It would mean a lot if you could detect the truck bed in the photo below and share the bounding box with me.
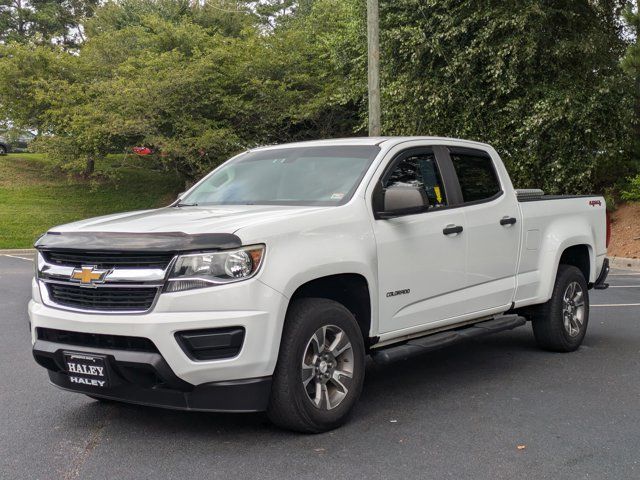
[514,193,607,308]
[515,189,603,203]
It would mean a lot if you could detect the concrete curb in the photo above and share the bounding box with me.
[610,256,640,271]
[0,249,36,255]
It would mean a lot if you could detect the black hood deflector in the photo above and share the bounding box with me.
[34,231,242,252]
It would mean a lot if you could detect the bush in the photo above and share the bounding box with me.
[622,174,640,201]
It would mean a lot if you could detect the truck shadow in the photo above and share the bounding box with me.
[67,326,608,439]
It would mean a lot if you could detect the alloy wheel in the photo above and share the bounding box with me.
[301,325,354,410]
[563,281,585,337]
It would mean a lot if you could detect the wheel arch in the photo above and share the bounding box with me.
[285,273,374,349]
[543,241,595,302]
[535,213,596,300]
[558,244,592,286]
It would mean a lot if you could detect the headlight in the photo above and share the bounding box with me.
[165,245,265,292]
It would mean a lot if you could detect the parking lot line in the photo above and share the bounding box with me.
[608,285,640,288]
[2,254,34,261]
[592,303,640,307]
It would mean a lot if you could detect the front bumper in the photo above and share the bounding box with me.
[29,277,288,410]
[33,339,271,412]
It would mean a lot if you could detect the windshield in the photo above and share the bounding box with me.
[182,145,380,206]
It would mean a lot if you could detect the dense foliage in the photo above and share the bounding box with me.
[622,173,640,199]
[622,0,640,198]
[0,0,639,195]
[0,0,99,47]
[378,0,634,194]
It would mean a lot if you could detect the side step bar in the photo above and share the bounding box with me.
[370,315,527,364]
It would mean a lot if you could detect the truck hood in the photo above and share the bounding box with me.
[50,205,326,236]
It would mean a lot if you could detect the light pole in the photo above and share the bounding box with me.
[367,0,381,136]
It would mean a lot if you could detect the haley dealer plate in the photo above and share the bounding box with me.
[63,352,110,388]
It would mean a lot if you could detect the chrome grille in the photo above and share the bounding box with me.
[37,249,171,313]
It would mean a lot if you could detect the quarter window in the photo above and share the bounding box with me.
[450,152,501,203]
[384,152,447,209]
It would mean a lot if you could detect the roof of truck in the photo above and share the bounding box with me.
[250,136,491,151]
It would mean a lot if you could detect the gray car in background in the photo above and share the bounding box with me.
[0,131,35,154]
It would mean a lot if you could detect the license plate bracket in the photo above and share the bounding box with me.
[63,351,110,388]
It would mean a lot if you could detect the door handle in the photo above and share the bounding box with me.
[500,217,517,226]
[443,225,463,235]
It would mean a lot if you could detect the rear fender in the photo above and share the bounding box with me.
[517,216,595,306]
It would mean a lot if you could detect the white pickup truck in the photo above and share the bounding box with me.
[30,137,610,432]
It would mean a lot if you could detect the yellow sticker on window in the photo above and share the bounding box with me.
[434,185,442,203]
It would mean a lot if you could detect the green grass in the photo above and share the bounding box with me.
[0,153,184,249]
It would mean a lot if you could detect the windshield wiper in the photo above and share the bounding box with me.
[175,202,198,207]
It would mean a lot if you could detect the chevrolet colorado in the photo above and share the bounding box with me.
[29,137,610,432]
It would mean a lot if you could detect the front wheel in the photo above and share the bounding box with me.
[531,265,589,352]
[267,298,365,433]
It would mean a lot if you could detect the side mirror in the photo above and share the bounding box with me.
[379,186,429,219]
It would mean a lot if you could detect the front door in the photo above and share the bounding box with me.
[371,147,468,335]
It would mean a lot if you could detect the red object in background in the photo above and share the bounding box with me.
[133,146,153,156]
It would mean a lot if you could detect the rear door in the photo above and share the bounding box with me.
[447,147,521,313]
[371,146,469,334]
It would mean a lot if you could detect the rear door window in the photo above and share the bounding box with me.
[450,151,501,203]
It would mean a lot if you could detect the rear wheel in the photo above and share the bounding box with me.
[267,298,365,433]
[0,145,6,155]
[530,265,589,352]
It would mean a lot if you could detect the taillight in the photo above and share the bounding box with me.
[605,210,611,249]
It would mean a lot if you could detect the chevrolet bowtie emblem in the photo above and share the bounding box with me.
[70,266,109,286]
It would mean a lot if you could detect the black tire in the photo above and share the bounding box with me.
[267,298,366,433]
[0,145,7,155]
[530,265,589,352]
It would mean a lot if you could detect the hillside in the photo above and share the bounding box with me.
[609,202,640,260]
[0,154,184,249]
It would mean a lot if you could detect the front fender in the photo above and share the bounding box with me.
[236,202,380,337]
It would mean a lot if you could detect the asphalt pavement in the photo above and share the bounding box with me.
[1,253,639,480]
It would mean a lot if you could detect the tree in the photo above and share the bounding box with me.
[377,0,633,194]
[1,0,635,193]
[623,1,640,152]
[31,0,364,178]
[0,0,99,47]
[621,0,640,198]
[0,42,76,131]
[0,0,32,43]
